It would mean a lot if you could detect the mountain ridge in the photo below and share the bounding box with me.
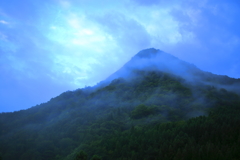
[0,48,240,160]
[106,48,240,89]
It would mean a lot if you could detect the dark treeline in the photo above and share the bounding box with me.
[0,49,240,160]
[81,101,240,160]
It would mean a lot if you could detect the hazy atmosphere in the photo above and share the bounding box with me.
[1,0,240,112]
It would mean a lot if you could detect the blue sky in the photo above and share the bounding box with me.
[0,0,239,112]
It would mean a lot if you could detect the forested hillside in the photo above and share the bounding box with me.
[0,48,240,160]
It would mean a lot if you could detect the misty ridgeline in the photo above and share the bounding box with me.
[0,48,240,160]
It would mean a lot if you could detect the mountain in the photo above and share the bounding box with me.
[107,48,199,81]
[0,48,240,160]
[104,48,240,91]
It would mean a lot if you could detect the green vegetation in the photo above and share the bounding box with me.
[75,150,88,160]
[81,101,240,160]
[0,69,240,160]
[130,104,158,119]
[90,155,102,160]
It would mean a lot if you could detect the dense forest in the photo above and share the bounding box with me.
[0,48,240,160]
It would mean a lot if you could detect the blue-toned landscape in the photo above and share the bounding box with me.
[1,48,240,159]
[0,0,240,160]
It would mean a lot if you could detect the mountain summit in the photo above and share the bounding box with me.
[107,48,199,82]
[106,48,240,89]
[134,48,160,58]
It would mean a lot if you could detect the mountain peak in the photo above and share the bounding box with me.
[105,48,198,82]
[134,48,161,59]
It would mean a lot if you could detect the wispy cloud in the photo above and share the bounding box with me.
[0,20,9,24]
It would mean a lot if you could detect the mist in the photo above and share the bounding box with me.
[1,48,240,159]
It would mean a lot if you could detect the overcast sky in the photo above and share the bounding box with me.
[0,0,239,112]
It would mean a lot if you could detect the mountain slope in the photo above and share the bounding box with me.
[106,48,199,81]
[105,48,240,94]
[0,48,240,160]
